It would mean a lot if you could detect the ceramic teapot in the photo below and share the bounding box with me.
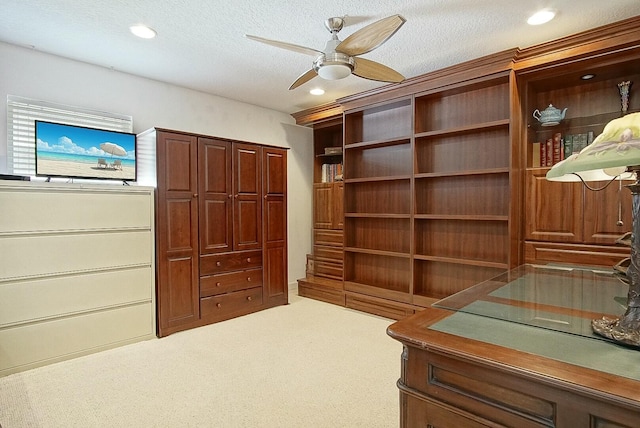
[532,104,568,126]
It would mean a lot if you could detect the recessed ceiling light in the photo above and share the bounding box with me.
[527,9,556,26]
[310,88,325,96]
[130,24,157,39]
[581,74,595,80]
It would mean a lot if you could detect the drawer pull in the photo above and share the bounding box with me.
[247,277,251,282]
[216,303,222,308]
[246,257,251,262]
[216,282,221,287]
[247,296,252,301]
[216,261,222,267]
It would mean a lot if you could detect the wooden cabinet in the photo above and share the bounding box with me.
[518,38,640,266]
[198,138,261,255]
[138,128,288,337]
[298,118,346,305]
[313,182,343,230]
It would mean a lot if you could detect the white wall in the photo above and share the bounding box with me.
[0,41,314,286]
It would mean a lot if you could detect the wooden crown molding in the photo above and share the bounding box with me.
[514,15,640,70]
[290,102,343,126]
[337,48,518,112]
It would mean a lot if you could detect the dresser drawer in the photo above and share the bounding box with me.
[200,250,262,275]
[315,260,343,279]
[200,287,263,318]
[405,348,555,428]
[200,269,263,297]
[401,393,495,428]
[314,245,343,264]
[314,229,343,247]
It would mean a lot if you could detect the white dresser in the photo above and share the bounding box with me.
[0,181,156,376]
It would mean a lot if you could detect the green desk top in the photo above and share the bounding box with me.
[431,264,640,380]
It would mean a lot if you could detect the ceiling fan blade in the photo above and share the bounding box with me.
[245,34,323,57]
[289,69,318,90]
[353,57,405,83]
[336,14,406,56]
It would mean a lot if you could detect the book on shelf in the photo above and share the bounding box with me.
[545,138,553,167]
[552,133,562,165]
[538,140,546,167]
[533,131,596,168]
[321,163,343,183]
[563,134,573,159]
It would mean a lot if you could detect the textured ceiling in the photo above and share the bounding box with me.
[1,1,638,115]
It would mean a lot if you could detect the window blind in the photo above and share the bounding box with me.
[6,95,133,176]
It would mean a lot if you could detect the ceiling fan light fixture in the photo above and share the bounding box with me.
[318,64,351,80]
[313,53,355,80]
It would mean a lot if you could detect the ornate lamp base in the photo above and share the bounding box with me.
[592,177,640,348]
[592,310,640,347]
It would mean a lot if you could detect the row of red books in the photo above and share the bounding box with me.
[533,131,594,167]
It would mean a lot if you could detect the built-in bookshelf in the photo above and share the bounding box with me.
[521,46,640,263]
[413,75,512,303]
[343,98,413,308]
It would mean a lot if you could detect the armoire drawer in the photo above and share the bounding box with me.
[200,268,263,298]
[314,229,343,247]
[200,250,262,275]
[200,287,263,318]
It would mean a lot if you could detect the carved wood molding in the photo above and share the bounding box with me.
[290,102,343,126]
[514,15,640,71]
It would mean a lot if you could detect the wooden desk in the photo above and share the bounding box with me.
[387,265,640,427]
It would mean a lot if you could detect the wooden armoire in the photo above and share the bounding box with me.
[137,128,288,337]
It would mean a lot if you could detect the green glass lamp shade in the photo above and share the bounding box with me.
[546,112,640,181]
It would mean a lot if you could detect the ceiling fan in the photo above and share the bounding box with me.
[246,14,406,90]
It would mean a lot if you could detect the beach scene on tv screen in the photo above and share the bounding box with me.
[36,122,135,180]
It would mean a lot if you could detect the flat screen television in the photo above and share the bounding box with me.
[35,120,136,182]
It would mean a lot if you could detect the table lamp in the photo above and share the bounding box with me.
[547,112,640,347]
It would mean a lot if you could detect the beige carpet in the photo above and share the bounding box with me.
[0,292,402,427]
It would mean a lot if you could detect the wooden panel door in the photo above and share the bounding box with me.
[583,178,632,245]
[233,143,262,251]
[263,147,288,306]
[198,138,233,254]
[313,183,334,229]
[314,182,343,229]
[525,169,583,243]
[155,131,200,336]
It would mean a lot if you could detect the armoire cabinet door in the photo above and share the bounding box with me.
[156,131,200,336]
[233,143,262,251]
[199,138,233,254]
[263,147,288,306]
